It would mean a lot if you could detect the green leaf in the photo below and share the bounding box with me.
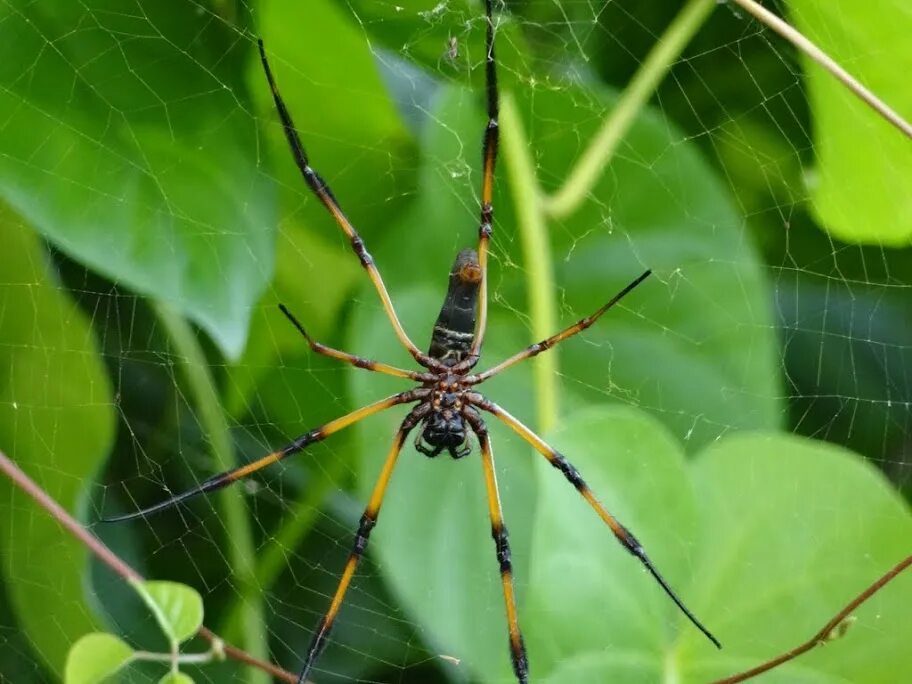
[524,84,783,449]
[0,2,276,358]
[788,0,912,245]
[524,406,912,682]
[133,580,204,646]
[0,209,115,674]
[64,633,134,684]
[158,673,194,684]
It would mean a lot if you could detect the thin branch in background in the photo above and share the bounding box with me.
[546,0,911,221]
[545,0,716,219]
[711,553,912,683]
[0,449,299,684]
[153,300,270,678]
[729,0,912,139]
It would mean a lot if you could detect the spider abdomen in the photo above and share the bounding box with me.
[428,249,481,365]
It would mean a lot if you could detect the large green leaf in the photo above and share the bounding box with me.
[0,209,115,674]
[788,0,912,245]
[0,2,275,358]
[525,406,912,682]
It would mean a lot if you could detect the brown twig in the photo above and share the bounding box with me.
[0,449,298,684]
[729,0,912,139]
[712,553,912,683]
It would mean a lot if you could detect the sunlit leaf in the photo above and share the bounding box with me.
[133,580,204,646]
[525,406,912,682]
[64,633,134,684]
[788,0,912,245]
[0,209,115,674]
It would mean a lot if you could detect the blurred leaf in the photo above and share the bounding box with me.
[158,672,194,684]
[0,2,275,358]
[526,82,782,450]
[776,272,912,467]
[0,209,115,673]
[64,633,134,684]
[525,406,912,682]
[133,580,204,646]
[788,0,912,245]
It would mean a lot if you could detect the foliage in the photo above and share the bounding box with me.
[0,0,909,683]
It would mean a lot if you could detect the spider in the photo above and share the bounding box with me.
[105,2,720,681]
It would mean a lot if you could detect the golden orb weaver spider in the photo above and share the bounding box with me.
[104,1,721,681]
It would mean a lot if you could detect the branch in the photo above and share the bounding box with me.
[153,301,270,678]
[729,0,912,139]
[0,448,299,684]
[544,0,716,219]
[711,553,912,683]
[500,92,560,432]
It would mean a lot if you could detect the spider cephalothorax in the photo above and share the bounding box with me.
[105,3,720,683]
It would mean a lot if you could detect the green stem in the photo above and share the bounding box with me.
[500,93,559,433]
[545,0,716,220]
[221,451,348,636]
[153,302,269,684]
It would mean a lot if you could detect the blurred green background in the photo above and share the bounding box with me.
[1,0,910,682]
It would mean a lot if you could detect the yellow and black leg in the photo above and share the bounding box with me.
[258,41,436,367]
[468,270,652,383]
[297,408,425,683]
[279,304,433,382]
[103,391,423,522]
[467,0,501,362]
[467,413,529,683]
[473,397,721,650]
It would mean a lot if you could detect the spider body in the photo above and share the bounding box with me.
[413,248,482,458]
[105,3,720,682]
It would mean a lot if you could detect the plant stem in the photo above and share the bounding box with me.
[222,452,348,636]
[545,0,716,220]
[153,302,270,684]
[729,0,912,139]
[0,448,297,683]
[711,553,912,683]
[499,93,559,433]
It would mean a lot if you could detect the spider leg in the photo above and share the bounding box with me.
[465,410,529,683]
[297,406,426,683]
[279,304,435,382]
[258,40,438,368]
[467,0,500,363]
[471,397,721,650]
[102,391,425,523]
[467,270,651,383]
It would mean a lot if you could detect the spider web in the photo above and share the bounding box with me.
[0,1,910,683]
